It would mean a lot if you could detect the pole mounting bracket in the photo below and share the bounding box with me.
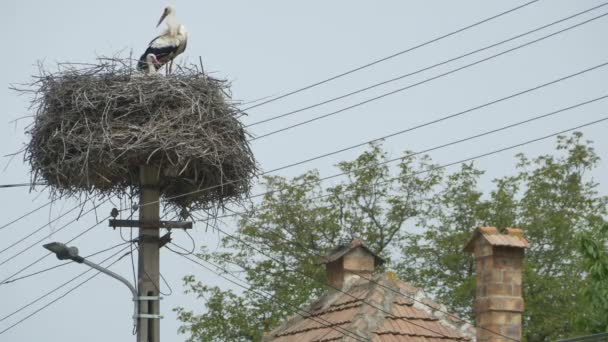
[135,296,163,301]
[135,314,164,319]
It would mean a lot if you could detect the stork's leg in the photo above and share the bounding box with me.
[169,60,174,74]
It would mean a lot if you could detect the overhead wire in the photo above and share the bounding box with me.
[190,218,511,340]
[0,204,81,257]
[251,10,608,141]
[0,239,136,286]
[241,0,542,111]
[168,242,372,342]
[245,1,608,128]
[0,246,132,336]
[0,199,54,231]
[178,92,608,223]
[0,183,44,189]
[2,5,602,222]
[191,115,608,226]
[0,197,113,268]
[0,213,113,285]
[171,240,469,341]
[7,3,608,232]
[258,83,608,176]
[118,59,608,217]
[0,244,132,324]
[183,116,608,341]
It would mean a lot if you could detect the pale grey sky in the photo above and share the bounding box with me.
[1,0,608,341]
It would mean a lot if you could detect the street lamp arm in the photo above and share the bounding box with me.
[81,258,139,332]
[82,259,138,299]
[43,242,139,332]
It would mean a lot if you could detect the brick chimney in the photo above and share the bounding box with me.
[464,227,529,342]
[321,240,384,290]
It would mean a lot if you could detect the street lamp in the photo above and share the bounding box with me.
[43,242,139,331]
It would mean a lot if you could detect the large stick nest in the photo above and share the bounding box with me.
[21,58,257,211]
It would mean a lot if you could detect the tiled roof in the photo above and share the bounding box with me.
[265,274,475,341]
[464,227,528,252]
[321,240,385,266]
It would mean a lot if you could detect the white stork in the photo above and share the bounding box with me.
[145,53,160,75]
[137,6,188,74]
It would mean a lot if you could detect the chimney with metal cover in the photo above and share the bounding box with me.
[321,240,384,291]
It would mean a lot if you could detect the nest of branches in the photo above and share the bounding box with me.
[21,57,257,211]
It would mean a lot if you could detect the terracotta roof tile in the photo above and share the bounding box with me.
[394,295,415,306]
[265,274,474,342]
[391,303,436,320]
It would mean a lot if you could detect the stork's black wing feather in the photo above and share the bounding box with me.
[137,35,179,71]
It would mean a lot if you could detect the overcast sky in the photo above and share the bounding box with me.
[2,0,608,341]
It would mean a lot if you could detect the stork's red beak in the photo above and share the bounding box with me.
[157,8,169,27]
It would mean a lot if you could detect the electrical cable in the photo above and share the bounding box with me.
[183,116,608,340]
[0,205,80,256]
[0,198,112,268]
[241,0,542,111]
[246,1,608,128]
[194,219,516,341]
[0,247,132,336]
[0,214,112,285]
[191,115,608,226]
[0,183,45,189]
[252,11,608,141]
[168,243,371,342]
[2,4,601,242]
[0,200,54,231]
[136,245,173,297]
[191,214,516,342]
[0,239,136,286]
[119,59,608,217]
[260,91,608,176]
[0,244,132,323]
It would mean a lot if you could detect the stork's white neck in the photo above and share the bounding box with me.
[165,13,179,34]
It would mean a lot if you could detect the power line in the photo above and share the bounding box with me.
[11,10,605,231]
[0,205,80,257]
[245,2,608,128]
[251,11,608,141]
[123,59,608,216]
[209,101,608,221]
[193,217,509,341]
[0,244,132,324]
[168,243,373,342]
[185,116,608,341]
[0,214,112,285]
[260,90,608,177]
[241,0,542,111]
[0,183,45,189]
[0,198,112,268]
[3,3,601,239]
[192,115,608,226]
[0,200,54,231]
[0,246,132,336]
[0,240,135,286]
[173,227,485,342]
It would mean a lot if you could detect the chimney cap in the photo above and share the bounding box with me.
[464,226,529,252]
[321,240,385,266]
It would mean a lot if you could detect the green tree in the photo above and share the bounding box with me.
[398,132,607,341]
[175,143,442,341]
[577,223,608,332]
[175,133,607,341]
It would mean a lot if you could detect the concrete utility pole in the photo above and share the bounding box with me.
[138,165,161,342]
[106,166,192,341]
